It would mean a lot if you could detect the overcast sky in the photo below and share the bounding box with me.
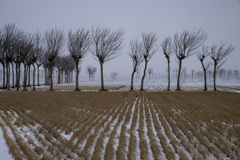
[1,0,239,78]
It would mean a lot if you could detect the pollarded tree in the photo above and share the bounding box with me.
[174,29,207,90]
[208,43,234,91]
[140,32,158,91]
[197,46,211,91]
[161,37,173,91]
[1,24,18,90]
[91,27,124,91]
[68,28,90,91]
[20,34,34,91]
[44,28,65,91]
[31,31,43,90]
[128,38,144,91]
[14,30,29,90]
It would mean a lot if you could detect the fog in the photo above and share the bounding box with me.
[1,0,239,79]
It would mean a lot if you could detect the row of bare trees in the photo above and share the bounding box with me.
[0,24,124,91]
[0,24,235,91]
[128,29,234,91]
[0,24,44,91]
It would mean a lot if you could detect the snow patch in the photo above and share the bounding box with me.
[0,125,14,160]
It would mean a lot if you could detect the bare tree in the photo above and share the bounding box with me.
[68,28,90,91]
[197,46,211,91]
[161,36,173,91]
[128,38,144,91]
[1,24,18,90]
[30,31,43,91]
[20,34,34,91]
[208,43,234,91]
[55,56,64,84]
[111,72,118,80]
[91,27,124,91]
[174,29,207,90]
[44,28,65,91]
[140,32,158,91]
[147,68,153,81]
[86,66,94,81]
[61,55,75,83]
[92,67,97,81]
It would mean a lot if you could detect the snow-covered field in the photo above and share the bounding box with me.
[0,91,239,159]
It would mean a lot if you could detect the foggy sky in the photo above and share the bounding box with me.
[1,0,240,78]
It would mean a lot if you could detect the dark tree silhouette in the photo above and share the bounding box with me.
[68,28,90,91]
[44,28,65,91]
[174,29,207,90]
[208,43,234,91]
[1,24,18,90]
[31,31,43,91]
[20,34,34,91]
[140,32,158,91]
[128,38,144,91]
[91,27,124,91]
[197,46,211,91]
[161,37,173,91]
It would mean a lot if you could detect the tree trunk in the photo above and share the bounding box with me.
[167,59,170,91]
[15,62,18,88]
[61,71,63,84]
[33,64,36,91]
[176,59,182,90]
[140,59,148,91]
[130,70,136,91]
[213,61,217,91]
[15,62,19,90]
[44,67,47,85]
[18,63,21,89]
[2,65,5,89]
[75,60,79,91]
[23,64,27,91]
[28,65,31,87]
[204,69,207,91]
[7,62,10,90]
[49,64,53,91]
[100,62,105,91]
[11,62,14,88]
[200,60,207,91]
[57,69,61,84]
[37,65,40,86]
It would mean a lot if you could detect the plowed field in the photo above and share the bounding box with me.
[0,91,239,160]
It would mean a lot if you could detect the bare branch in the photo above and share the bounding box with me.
[44,27,65,63]
[142,31,158,61]
[68,28,90,62]
[174,28,207,60]
[161,36,173,59]
[91,27,124,63]
[128,38,144,70]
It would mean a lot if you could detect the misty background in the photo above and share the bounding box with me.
[0,0,240,83]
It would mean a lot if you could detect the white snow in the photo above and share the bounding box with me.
[60,131,73,140]
[0,126,14,160]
